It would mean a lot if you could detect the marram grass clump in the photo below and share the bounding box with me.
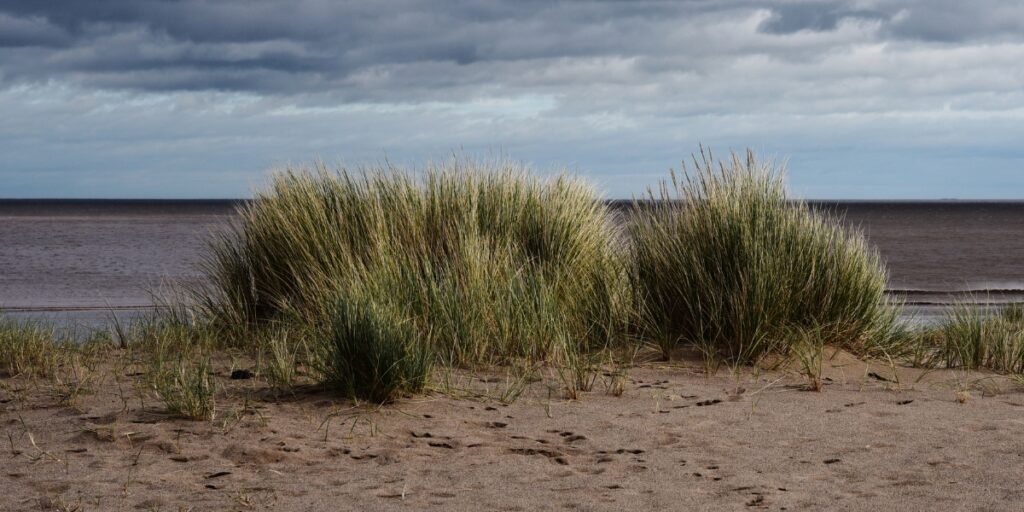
[920,303,1024,374]
[629,148,902,364]
[186,149,909,401]
[198,158,631,401]
[0,150,926,409]
[317,289,432,403]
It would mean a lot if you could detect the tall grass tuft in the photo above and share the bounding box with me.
[630,148,901,364]
[0,316,62,378]
[149,356,217,420]
[197,158,630,400]
[316,289,431,403]
[926,303,1024,374]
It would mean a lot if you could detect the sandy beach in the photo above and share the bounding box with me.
[5,2,1024,511]
[4,350,1023,511]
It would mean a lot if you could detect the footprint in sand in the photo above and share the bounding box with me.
[552,431,587,443]
[696,399,722,407]
[222,443,296,465]
[614,448,644,455]
[657,432,682,446]
[507,447,569,465]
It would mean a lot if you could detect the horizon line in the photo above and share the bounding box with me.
[3,197,1024,203]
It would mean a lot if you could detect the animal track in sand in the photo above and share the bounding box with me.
[507,447,569,465]
[657,432,682,446]
[82,412,119,425]
[745,494,766,507]
[222,443,296,465]
[827,401,869,413]
[326,447,351,457]
[696,399,722,406]
[636,379,671,389]
[350,449,400,465]
[169,453,208,463]
[546,430,587,443]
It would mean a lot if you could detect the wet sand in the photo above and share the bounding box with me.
[3,351,1023,511]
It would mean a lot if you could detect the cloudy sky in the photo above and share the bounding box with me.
[1,0,1022,198]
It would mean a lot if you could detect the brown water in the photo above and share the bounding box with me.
[814,201,1024,297]
[2,200,1023,325]
[0,200,235,325]
[817,202,1024,322]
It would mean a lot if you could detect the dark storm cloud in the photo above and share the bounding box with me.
[1,0,1022,96]
[0,12,70,47]
[758,0,1024,41]
[757,3,887,34]
[0,0,700,97]
[884,1,1024,42]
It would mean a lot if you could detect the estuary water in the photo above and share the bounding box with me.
[2,199,1022,326]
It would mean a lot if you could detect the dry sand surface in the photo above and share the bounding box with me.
[3,351,1024,511]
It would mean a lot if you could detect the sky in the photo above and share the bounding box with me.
[1,0,1022,199]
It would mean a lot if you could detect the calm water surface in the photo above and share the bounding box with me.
[0,200,235,325]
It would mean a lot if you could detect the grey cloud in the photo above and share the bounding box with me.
[757,0,1024,41]
[757,3,887,34]
[884,0,1024,42]
[2,0,1023,98]
[0,13,70,47]
[1,1,1024,199]
[0,1,782,95]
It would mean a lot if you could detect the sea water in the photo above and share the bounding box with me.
[2,199,1022,327]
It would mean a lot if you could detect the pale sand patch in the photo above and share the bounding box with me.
[2,353,1023,511]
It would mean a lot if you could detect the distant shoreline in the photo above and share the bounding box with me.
[4,197,1024,218]
[5,289,1024,313]
[5,198,1024,203]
